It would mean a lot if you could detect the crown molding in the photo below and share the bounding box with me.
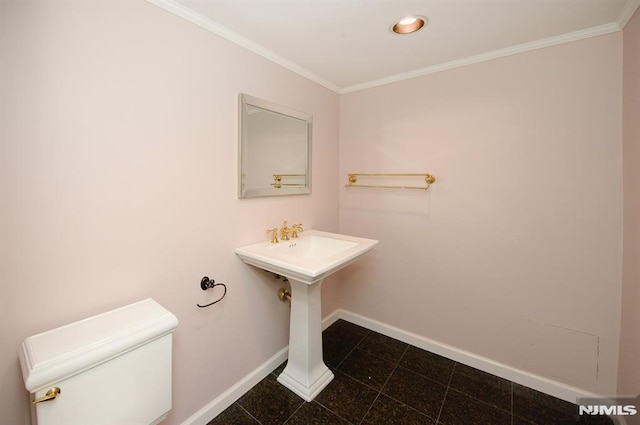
[147,0,625,95]
[145,0,341,93]
[617,0,640,28]
[340,22,621,93]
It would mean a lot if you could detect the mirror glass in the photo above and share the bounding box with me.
[238,93,312,198]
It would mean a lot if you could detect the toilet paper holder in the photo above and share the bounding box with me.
[197,276,227,308]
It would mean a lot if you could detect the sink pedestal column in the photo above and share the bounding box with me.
[277,278,333,401]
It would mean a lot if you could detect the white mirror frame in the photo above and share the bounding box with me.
[238,93,312,198]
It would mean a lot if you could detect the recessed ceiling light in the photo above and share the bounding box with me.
[392,15,427,34]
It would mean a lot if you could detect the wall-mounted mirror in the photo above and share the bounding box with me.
[238,93,312,198]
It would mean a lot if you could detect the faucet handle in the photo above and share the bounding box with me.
[267,228,278,243]
[291,223,303,238]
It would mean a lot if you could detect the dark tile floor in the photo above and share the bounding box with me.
[208,320,613,425]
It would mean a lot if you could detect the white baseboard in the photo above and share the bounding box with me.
[179,346,288,425]
[321,308,342,330]
[338,309,603,404]
[182,308,599,424]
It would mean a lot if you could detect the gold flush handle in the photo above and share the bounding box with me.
[33,387,61,404]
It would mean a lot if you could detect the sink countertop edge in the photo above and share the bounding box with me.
[235,230,379,285]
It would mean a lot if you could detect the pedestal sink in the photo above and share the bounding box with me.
[235,230,378,401]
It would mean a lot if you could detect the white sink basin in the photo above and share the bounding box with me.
[235,230,378,284]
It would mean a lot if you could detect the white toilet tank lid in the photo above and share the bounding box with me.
[19,298,178,392]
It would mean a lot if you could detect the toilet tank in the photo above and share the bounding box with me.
[19,298,179,425]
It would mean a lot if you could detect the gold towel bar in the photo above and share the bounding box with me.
[345,173,436,190]
[272,174,306,189]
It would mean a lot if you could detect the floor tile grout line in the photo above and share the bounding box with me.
[393,363,454,389]
[443,385,514,418]
[435,361,458,424]
[312,399,359,425]
[281,397,306,425]
[333,329,370,371]
[235,402,263,425]
[338,364,450,421]
[445,384,515,415]
[357,391,382,425]
[395,348,458,387]
[391,342,410,368]
[511,381,514,425]
[438,362,516,416]
[378,392,441,423]
[335,367,386,395]
[356,344,411,425]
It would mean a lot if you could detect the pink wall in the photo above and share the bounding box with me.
[0,1,339,424]
[339,33,623,395]
[619,7,640,395]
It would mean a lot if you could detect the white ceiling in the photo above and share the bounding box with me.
[148,0,639,93]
